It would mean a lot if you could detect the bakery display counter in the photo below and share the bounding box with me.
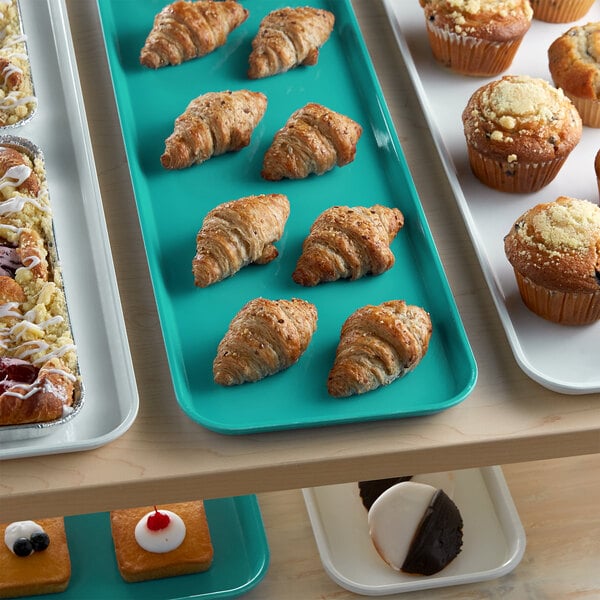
[1,0,600,524]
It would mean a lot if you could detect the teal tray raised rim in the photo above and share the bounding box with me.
[96,0,477,434]
[21,495,269,600]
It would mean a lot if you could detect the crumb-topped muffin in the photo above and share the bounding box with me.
[418,0,533,76]
[530,0,595,23]
[462,75,582,192]
[504,196,600,325]
[548,22,600,128]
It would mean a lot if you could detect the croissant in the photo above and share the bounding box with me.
[327,301,432,398]
[140,0,249,69]
[261,103,362,180]
[193,193,290,287]
[213,297,318,385]
[248,7,335,79]
[0,357,76,425]
[292,205,404,287]
[161,90,267,169]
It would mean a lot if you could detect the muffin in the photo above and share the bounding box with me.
[504,196,600,325]
[530,0,595,23]
[418,0,533,77]
[462,75,583,193]
[548,22,600,127]
[595,149,600,200]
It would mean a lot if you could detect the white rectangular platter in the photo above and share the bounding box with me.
[381,0,600,394]
[0,0,138,459]
[303,467,525,595]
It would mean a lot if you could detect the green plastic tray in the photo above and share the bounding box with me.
[96,0,477,433]
[22,496,268,599]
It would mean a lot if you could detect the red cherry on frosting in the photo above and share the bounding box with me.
[146,507,170,531]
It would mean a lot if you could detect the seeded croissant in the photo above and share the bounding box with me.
[248,7,335,79]
[193,193,290,287]
[140,0,249,69]
[292,205,404,287]
[213,297,318,385]
[162,90,267,169]
[327,301,432,398]
[262,103,362,180]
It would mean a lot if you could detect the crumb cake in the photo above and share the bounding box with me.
[0,140,81,426]
[462,75,582,193]
[418,0,532,76]
[504,196,600,325]
[0,518,71,598]
[548,22,600,128]
[530,0,595,23]
[110,501,214,583]
[0,0,36,127]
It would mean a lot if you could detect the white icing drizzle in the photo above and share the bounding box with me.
[4,521,43,554]
[14,339,76,365]
[0,300,20,319]
[134,510,187,554]
[0,164,31,189]
[0,194,49,215]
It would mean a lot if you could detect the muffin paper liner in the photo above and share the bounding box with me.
[565,94,600,129]
[532,0,595,23]
[425,22,523,77]
[514,269,600,325]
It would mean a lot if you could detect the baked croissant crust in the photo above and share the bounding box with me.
[261,103,362,180]
[193,193,290,287]
[327,301,432,398]
[213,297,318,385]
[140,0,249,69]
[0,357,76,425]
[0,146,40,197]
[162,90,267,169]
[292,205,404,287]
[248,7,335,79]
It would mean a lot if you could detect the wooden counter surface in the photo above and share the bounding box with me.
[0,0,599,521]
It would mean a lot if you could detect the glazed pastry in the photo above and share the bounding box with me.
[140,0,249,69]
[110,501,213,583]
[213,297,318,386]
[192,193,290,287]
[327,300,432,397]
[292,205,404,287]
[261,103,362,180]
[161,90,267,169]
[0,518,71,598]
[0,141,80,427]
[248,7,335,79]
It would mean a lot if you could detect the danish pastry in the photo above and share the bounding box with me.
[140,0,249,69]
[193,193,290,287]
[248,7,335,79]
[0,141,80,427]
[161,90,267,169]
[261,103,362,180]
[213,297,318,385]
[292,205,404,286]
[327,301,432,397]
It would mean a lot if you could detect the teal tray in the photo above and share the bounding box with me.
[96,0,477,433]
[23,496,268,599]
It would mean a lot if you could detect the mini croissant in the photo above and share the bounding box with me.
[140,0,249,69]
[193,193,290,287]
[292,205,404,287]
[327,301,432,398]
[262,103,362,180]
[213,297,318,385]
[162,90,267,169]
[248,7,335,79]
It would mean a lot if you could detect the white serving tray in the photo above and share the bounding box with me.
[303,467,525,595]
[381,0,600,394]
[0,0,138,458]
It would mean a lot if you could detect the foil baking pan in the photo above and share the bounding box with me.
[0,135,83,442]
[0,0,37,129]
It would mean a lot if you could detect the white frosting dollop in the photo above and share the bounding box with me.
[134,510,186,553]
[4,520,43,554]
